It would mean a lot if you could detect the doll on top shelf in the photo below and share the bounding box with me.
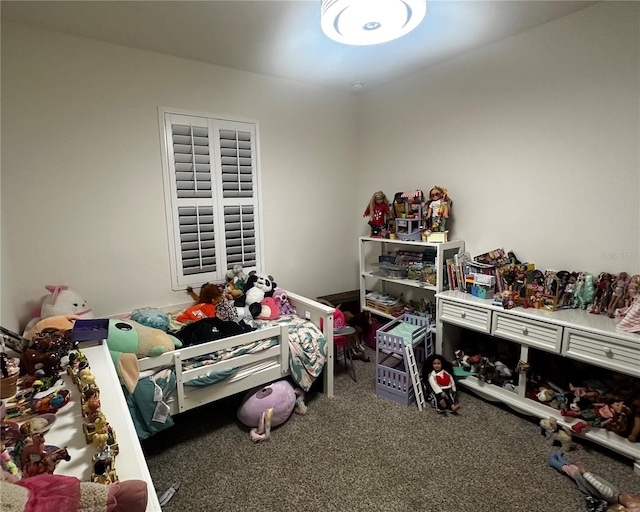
[608,272,629,318]
[363,191,391,237]
[424,186,452,233]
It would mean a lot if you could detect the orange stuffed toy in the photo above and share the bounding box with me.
[178,283,223,323]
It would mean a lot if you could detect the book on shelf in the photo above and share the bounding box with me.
[445,257,457,291]
[453,251,472,292]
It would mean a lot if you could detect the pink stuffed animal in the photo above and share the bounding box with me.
[273,289,295,315]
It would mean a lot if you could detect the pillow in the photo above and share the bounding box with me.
[131,307,170,332]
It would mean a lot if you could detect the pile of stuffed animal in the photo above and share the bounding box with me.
[176,267,295,323]
[530,378,640,442]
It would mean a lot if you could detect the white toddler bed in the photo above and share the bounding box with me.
[133,291,335,419]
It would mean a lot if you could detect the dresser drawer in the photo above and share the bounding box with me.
[563,328,640,377]
[439,300,491,333]
[492,312,562,353]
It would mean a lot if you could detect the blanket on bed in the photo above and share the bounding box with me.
[256,314,327,392]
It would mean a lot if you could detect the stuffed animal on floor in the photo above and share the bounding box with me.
[106,319,182,393]
[2,472,148,512]
[237,380,307,442]
[540,417,572,452]
[244,271,277,319]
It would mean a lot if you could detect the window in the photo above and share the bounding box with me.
[159,108,263,289]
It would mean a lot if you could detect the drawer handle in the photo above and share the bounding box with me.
[522,327,528,335]
[460,312,466,319]
[604,346,613,356]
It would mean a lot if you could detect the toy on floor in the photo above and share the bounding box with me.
[237,380,307,442]
[423,354,459,413]
[548,450,640,512]
[2,472,148,512]
[539,417,572,452]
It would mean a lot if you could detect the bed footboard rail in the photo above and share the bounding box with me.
[286,290,335,398]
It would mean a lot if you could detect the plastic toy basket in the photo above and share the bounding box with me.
[375,313,433,406]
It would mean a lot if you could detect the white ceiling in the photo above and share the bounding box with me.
[1,0,599,93]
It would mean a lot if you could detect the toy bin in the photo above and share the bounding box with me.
[375,313,434,406]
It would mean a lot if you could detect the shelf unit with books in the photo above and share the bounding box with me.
[359,236,465,321]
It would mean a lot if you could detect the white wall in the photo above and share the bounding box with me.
[2,2,639,332]
[1,23,359,331]
[358,2,640,276]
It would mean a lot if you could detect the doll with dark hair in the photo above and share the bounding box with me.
[423,354,459,413]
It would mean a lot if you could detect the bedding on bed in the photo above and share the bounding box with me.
[255,314,327,392]
[125,312,327,438]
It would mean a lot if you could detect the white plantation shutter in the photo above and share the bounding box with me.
[160,109,263,289]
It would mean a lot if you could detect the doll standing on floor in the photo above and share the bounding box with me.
[363,191,390,237]
[424,354,460,413]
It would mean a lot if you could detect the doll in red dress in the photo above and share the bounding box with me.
[363,191,390,237]
[424,354,460,413]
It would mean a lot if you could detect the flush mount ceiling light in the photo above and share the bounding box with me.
[321,0,427,46]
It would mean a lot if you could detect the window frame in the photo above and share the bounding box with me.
[158,106,265,290]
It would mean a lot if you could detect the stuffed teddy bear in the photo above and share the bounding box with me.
[225,265,247,297]
[244,271,277,319]
[186,282,223,307]
[236,380,307,442]
[2,472,148,512]
[179,283,224,323]
[106,319,182,393]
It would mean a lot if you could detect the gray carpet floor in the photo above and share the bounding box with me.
[143,349,640,512]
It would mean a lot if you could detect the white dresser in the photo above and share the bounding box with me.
[44,342,161,511]
[436,290,640,474]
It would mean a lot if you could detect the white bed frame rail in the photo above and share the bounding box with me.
[135,290,335,416]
